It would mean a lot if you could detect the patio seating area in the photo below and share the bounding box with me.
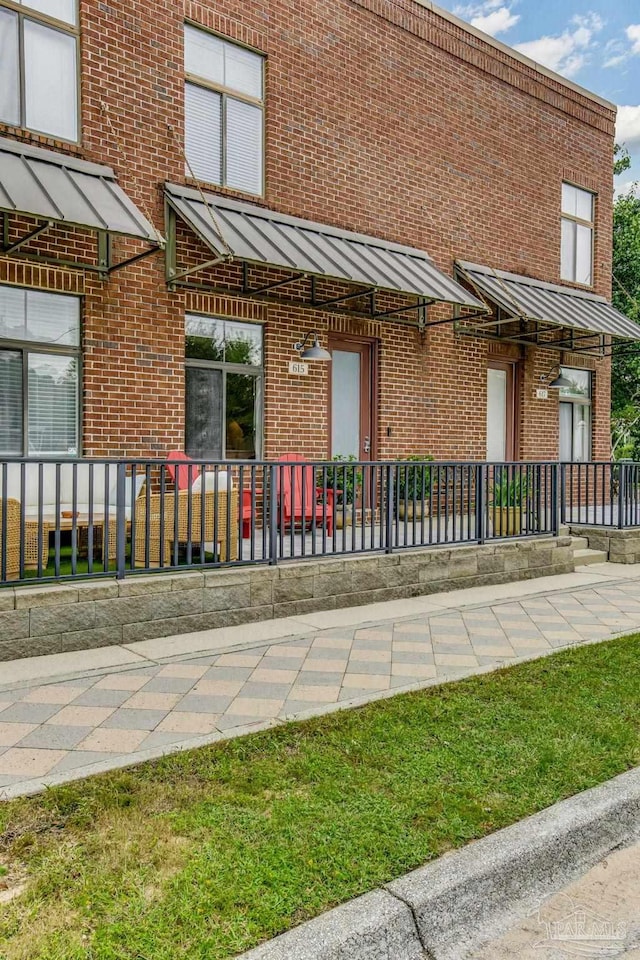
[0,456,637,587]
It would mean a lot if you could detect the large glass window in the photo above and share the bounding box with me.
[0,285,80,456]
[561,184,594,287]
[0,0,78,141]
[185,314,262,459]
[559,367,591,462]
[184,24,264,195]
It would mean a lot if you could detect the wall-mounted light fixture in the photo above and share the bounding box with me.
[541,366,572,389]
[293,331,332,361]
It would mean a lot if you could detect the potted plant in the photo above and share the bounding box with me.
[323,456,362,528]
[491,470,528,536]
[395,455,434,519]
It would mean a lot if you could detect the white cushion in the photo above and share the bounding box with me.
[14,466,143,518]
[5,462,110,508]
[108,473,146,508]
[191,470,232,492]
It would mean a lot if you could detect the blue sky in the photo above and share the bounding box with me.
[434,0,640,192]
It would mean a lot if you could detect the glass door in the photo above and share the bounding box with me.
[486,361,516,461]
[328,336,375,461]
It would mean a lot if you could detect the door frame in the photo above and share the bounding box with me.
[487,359,519,461]
[327,333,378,461]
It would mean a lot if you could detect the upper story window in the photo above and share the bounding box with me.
[0,0,78,142]
[184,24,264,196]
[0,284,80,456]
[561,183,594,287]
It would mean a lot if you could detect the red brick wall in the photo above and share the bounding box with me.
[0,0,616,461]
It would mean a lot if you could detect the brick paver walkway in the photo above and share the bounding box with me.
[2,564,640,799]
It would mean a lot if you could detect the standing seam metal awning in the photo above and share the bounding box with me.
[0,136,163,245]
[165,182,485,310]
[457,260,640,341]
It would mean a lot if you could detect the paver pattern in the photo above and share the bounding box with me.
[2,572,640,797]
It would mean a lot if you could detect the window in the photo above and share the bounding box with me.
[0,0,78,141]
[185,314,262,459]
[0,285,80,456]
[561,183,594,287]
[184,24,264,195]
[559,367,591,462]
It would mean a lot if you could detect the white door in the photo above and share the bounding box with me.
[331,349,361,458]
[329,337,374,460]
[487,367,507,461]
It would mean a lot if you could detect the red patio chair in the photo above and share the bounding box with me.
[277,453,334,536]
[166,450,201,491]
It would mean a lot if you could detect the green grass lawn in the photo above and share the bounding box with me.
[1,634,640,960]
[14,542,216,582]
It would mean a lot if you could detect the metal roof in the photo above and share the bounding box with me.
[165,182,485,309]
[457,260,640,341]
[0,137,163,245]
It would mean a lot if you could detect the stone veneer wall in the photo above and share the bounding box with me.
[569,526,640,563]
[0,538,574,662]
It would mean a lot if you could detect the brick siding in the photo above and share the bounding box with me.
[0,0,616,461]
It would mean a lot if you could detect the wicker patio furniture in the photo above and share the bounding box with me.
[23,515,107,571]
[0,498,21,580]
[133,489,239,567]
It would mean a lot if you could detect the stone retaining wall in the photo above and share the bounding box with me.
[569,526,640,563]
[0,537,574,662]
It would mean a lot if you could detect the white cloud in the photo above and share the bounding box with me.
[454,1,520,37]
[616,105,640,152]
[626,23,640,55]
[514,12,604,78]
[603,24,640,69]
[603,39,627,69]
[614,178,639,199]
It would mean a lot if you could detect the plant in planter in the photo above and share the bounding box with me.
[395,455,434,519]
[491,470,529,536]
[322,456,363,528]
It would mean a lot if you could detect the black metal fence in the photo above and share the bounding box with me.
[6,458,640,584]
[0,458,557,585]
[560,461,640,528]
[0,456,631,587]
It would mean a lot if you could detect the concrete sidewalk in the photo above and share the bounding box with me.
[1,561,640,800]
[473,841,640,959]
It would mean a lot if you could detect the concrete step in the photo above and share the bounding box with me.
[570,536,590,551]
[573,547,608,566]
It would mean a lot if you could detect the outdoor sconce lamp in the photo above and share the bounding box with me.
[541,367,572,389]
[293,331,332,361]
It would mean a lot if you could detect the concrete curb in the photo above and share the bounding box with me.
[236,766,640,960]
[234,888,425,960]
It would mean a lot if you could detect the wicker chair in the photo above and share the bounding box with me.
[133,490,239,567]
[0,498,21,580]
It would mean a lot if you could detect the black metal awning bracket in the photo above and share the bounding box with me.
[106,243,162,275]
[245,273,307,296]
[312,286,377,310]
[372,298,434,320]
[2,219,53,255]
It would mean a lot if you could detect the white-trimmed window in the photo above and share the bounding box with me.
[185,314,263,459]
[184,24,264,196]
[0,285,80,456]
[559,367,591,462]
[561,184,594,287]
[0,0,78,141]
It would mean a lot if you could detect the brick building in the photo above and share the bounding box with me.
[0,0,637,468]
